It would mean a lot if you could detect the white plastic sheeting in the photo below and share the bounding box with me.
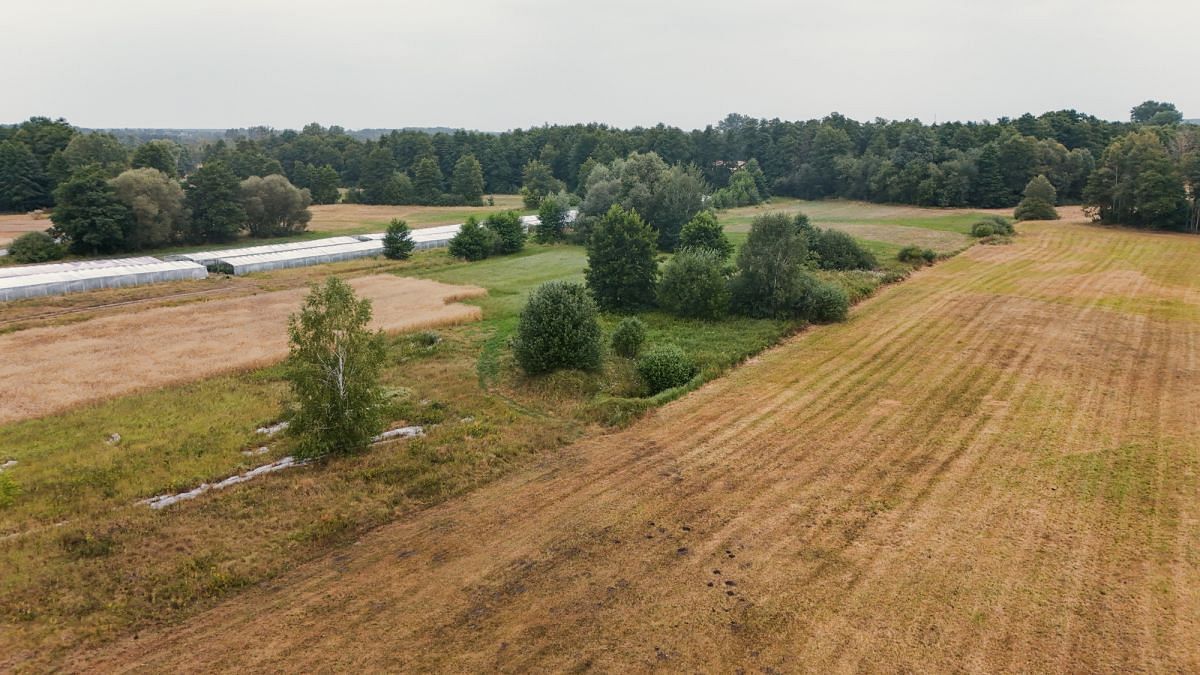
[0,260,208,302]
[218,240,384,275]
[167,236,364,267]
[0,256,163,279]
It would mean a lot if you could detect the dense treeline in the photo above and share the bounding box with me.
[3,101,1199,239]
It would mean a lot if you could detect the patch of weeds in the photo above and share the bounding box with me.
[0,472,19,508]
[59,529,118,559]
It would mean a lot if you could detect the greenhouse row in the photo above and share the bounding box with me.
[216,240,385,275]
[0,256,163,279]
[0,261,208,302]
[167,236,364,267]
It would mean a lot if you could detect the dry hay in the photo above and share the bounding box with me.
[0,276,485,424]
[71,220,1200,671]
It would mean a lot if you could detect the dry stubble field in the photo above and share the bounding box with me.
[0,276,484,424]
[73,216,1200,671]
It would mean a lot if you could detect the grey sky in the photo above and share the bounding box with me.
[3,0,1195,131]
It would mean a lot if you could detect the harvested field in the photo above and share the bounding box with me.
[71,218,1200,671]
[0,275,484,424]
[307,196,526,235]
[0,212,49,247]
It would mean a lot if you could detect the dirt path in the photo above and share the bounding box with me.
[71,221,1200,672]
[0,276,484,424]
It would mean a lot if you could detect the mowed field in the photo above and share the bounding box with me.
[0,212,50,247]
[0,276,484,424]
[307,194,527,235]
[72,217,1200,671]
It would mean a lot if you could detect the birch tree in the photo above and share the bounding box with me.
[286,278,388,458]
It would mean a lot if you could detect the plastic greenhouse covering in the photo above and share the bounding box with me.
[0,261,208,302]
[0,256,163,279]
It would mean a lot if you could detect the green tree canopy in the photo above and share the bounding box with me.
[448,216,496,261]
[0,140,50,211]
[286,277,388,458]
[451,153,485,205]
[184,161,246,243]
[585,205,659,311]
[730,212,812,318]
[412,156,445,204]
[1131,100,1182,125]
[519,159,564,208]
[535,195,568,243]
[1084,130,1188,229]
[240,174,312,237]
[512,281,603,375]
[49,166,133,254]
[677,210,733,261]
[109,168,189,248]
[131,140,181,177]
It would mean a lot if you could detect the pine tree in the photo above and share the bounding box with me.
[972,144,1009,208]
[1014,174,1059,221]
[451,153,485,205]
[412,156,444,204]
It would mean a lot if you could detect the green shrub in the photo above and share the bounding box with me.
[610,317,647,358]
[448,216,496,261]
[677,211,733,261]
[898,246,937,265]
[796,275,850,323]
[0,473,19,509]
[971,222,995,237]
[59,530,116,559]
[636,344,697,394]
[811,229,877,270]
[657,248,730,320]
[484,210,525,254]
[8,231,64,263]
[978,214,1015,235]
[382,219,415,260]
[512,281,603,375]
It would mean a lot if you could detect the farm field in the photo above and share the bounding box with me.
[306,195,527,236]
[0,276,484,424]
[64,215,1200,671]
[0,212,50,248]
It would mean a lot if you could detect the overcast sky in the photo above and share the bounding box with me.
[3,0,1195,131]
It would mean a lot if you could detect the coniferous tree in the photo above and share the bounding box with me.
[49,167,133,254]
[413,156,444,204]
[972,144,1009,208]
[451,153,485,205]
[1014,175,1060,221]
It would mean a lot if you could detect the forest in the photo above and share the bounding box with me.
[1,100,1198,249]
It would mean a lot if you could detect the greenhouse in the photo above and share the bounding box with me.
[216,240,384,275]
[0,261,208,302]
[168,236,364,267]
[0,256,163,279]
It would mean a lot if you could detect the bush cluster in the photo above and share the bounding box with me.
[898,245,937,265]
[447,211,526,261]
[610,317,646,358]
[658,248,730,320]
[8,231,64,263]
[512,281,603,375]
[636,344,697,394]
[810,229,877,270]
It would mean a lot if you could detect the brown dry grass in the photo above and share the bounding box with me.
[69,216,1200,671]
[307,195,527,234]
[0,276,485,424]
[0,212,50,247]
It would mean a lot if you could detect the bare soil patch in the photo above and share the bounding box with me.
[68,217,1200,671]
[0,276,484,424]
